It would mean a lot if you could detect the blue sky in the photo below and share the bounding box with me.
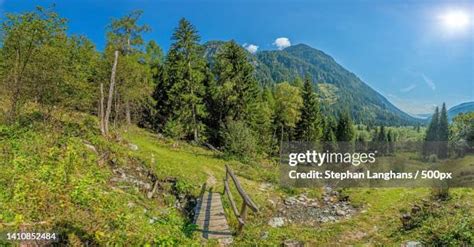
[1,0,473,114]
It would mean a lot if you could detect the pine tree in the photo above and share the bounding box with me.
[438,103,449,158]
[387,129,395,154]
[294,75,321,142]
[208,40,259,145]
[423,106,440,156]
[322,117,338,152]
[336,110,355,142]
[336,110,355,152]
[162,18,208,141]
[377,125,387,154]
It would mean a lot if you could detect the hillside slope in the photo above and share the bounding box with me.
[203,42,421,125]
[448,101,474,121]
[1,111,472,246]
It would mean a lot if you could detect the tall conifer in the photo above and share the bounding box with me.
[162,18,208,141]
[438,103,449,158]
[294,75,321,142]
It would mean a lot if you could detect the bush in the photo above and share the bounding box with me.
[221,120,258,161]
[163,119,185,140]
[432,186,450,201]
[422,211,473,246]
[428,154,438,162]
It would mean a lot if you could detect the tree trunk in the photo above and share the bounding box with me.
[8,49,21,123]
[104,50,119,136]
[125,100,131,125]
[279,124,284,158]
[114,90,119,128]
[99,82,105,135]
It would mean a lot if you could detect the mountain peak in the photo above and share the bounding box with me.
[284,43,312,50]
[202,40,420,125]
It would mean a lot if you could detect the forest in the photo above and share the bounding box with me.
[0,6,473,246]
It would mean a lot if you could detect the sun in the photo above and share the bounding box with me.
[439,9,471,31]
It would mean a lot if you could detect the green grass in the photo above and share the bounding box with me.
[1,111,472,246]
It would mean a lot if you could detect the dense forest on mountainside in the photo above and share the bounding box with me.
[203,41,421,126]
[448,102,474,121]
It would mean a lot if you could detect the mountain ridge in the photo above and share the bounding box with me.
[203,41,422,125]
[448,101,474,121]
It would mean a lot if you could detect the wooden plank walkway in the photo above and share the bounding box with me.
[194,191,233,243]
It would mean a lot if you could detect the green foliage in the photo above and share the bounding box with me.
[294,75,322,142]
[207,40,260,145]
[322,118,338,151]
[274,82,303,129]
[0,7,67,119]
[221,120,258,160]
[0,113,198,245]
[450,112,474,156]
[106,10,150,54]
[437,103,449,158]
[159,18,208,142]
[422,215,473,246]
[104,10,154,125]
[204,43,420,125]
[423,103,450,158]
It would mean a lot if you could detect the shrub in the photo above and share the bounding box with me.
[163,119,185,140]
[428,154,438,162]
[221,120,258,161]
[422,211,473,246]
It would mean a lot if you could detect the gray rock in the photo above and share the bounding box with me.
[402,241,422,247]
[284,197,297,206]
[128,143,139,151]
[282,239,303,247]
[336,209,346,216]
[268,217,285,227]
[84,143,98,153]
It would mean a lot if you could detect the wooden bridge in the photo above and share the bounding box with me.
[194,165,259,243]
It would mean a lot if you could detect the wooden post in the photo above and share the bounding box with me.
[237,204,247,233]
[223,164,258,235]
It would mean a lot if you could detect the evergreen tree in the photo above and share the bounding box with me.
[294,75,321,142]
[322,117,338,151]
[438,103,449,158]
[160,18,208,141]
[207,40,259,145]
[423,106,439,156]
[377,125,387,154]
[336,110,355,142]
[138,40,164,129]
[387,129,395,154]
[336,110,355,152]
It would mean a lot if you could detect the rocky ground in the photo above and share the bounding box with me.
[269,186,358,227]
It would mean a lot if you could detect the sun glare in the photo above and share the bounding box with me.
[439,9,471,31]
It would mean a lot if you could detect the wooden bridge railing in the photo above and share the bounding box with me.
[223,164,259,234]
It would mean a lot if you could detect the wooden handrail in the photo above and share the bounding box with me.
[225,165,259,212]
[223,164,258,234]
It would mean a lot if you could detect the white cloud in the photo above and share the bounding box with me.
[243,43,258,54]
[273,37,291,50]
[400,84,416,93]
[421,73,436,90]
